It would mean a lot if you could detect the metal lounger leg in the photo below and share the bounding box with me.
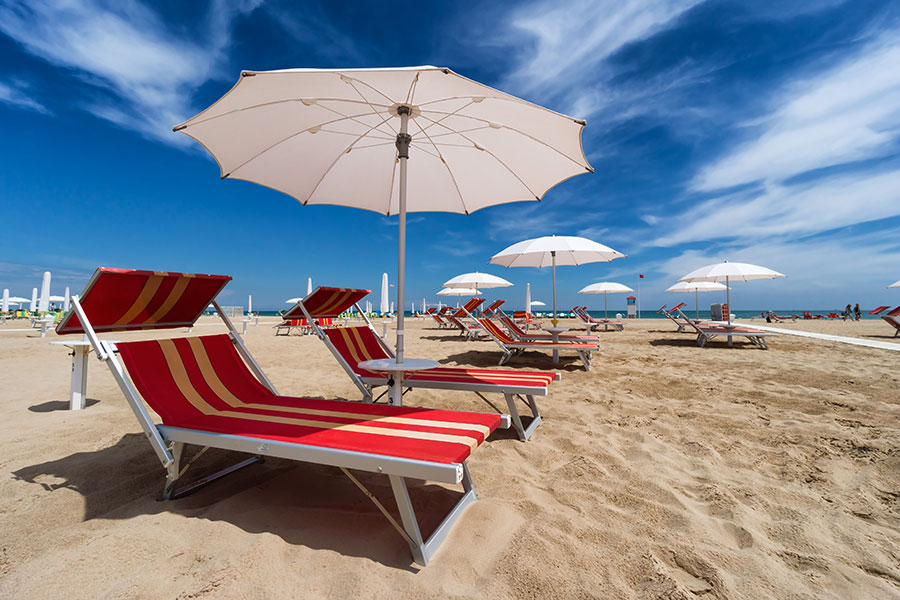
[162,443,262,500]
[502,393,542,441]
[389,464,477,566]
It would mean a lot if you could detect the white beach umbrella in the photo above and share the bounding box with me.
[665,281,728,320]
[48,295,66,303]
[380,272,390,315]
[525,282,531,314]
[174,66,591,404]
[64,286,70,312]
[889,279,900,288]
[443,272,512,290]
[491,235,625,322]
[307,278,313,296]
[2,289,8,313]
[437,286,483,308]
[679,261,785,323]
[285,297,302,304]
[38,272,51,313]
[530,300,546,306]
[578,281,634,320]
[30,288,37,312]
[8,296,29,304]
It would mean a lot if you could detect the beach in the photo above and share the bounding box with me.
[1,316,898,599]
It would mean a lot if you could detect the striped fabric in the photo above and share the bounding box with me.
[485,300,505,314]
[324,326,557,388]
[284,287,370,319]
[57,268,231,335]
[477,318,597,348]
[116,334,499,465]
[456,297,485,316]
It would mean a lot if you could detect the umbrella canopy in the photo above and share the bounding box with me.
[665,281,728,320]
[577,281,634,320]
[175,66,590,405]
[491,236,625,322]
[530,300,546,306]
[285,297,302,304]
[443,272,513,290]
[679,261,785,323]
[437,286,482,308]
[8,296,30,303]
[48,295,66,302]
[890,279,900,288]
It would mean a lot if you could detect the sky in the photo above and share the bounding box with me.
[2,0,900,312]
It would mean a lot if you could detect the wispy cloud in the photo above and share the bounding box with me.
[0,0,260,142]
[693,31,900,192]
[0,79,50,114]
[655,166,900,246]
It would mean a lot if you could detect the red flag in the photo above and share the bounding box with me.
[639,274,644,278]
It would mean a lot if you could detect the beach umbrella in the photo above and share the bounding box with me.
[30,288,37,312]
[38,272,51,313]
[380,273,390,315]
[679,261,785,323]
[8,296,29,304]
[1,289,7,313]
[437,286,483,308]
[525,282,531,314]
[530,300,546,306]
[285,297,302,304]
[578,281,634,320]
[307,278,313,296]
[174,66,590,404]
[889,279,900,288]
[490,235,625,324]
[248,295,252,315]
[64,287,70,312]
[443,273,512,307]
[665,281,728,320]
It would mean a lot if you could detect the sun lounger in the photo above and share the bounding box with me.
[55,268,504,565]
[512,310,542,330]
[673,306,776,349]
[446,298,487,340]
[472,317,598,370]
[289,286,558,441]
[658,303,693,332]
[573,306,624,332]
[869,306,890,315]
[881,306,900,337]
[426,307,450,328]
[496,313,598,343]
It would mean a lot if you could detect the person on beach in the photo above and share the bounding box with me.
[843,303,852,320]
[854,303,861,321]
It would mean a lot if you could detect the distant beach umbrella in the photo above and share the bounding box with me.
[665,281,728,320]
[285,297,302,304]
[443,272,512,290]
[38,272,51,313]
[491,235,625,323]
[248,295,252,315]
[30,288,37,312]
[307,278,313,296]
[174,66,591,411]
[2,289,8,313]
[679,261,785,323]
[578,281,634,320]
[525,282,531,314]
[889,279,900,288]
[437,286,483,308]
[380,273,389,315]
[64,286,70,312]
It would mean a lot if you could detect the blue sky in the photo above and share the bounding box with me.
[2,0,900,311]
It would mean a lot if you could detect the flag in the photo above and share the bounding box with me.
[639,274,644,278]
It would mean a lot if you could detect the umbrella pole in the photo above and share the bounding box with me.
[726,275,731,324]
[604,294,608,321]
[551,251,557,325]
[696,289,699,320]
[392,107,412,405]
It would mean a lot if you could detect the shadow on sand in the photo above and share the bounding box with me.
[440,349,584,372]
[29,398,100,412]
[12,432,480,570]
[649,338,761,349]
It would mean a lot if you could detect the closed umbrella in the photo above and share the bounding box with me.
[578,281,634,320]
[64,286,70,312]
[889,280,900,288]
[1,289,7,314]
[380,273,390,315]
[307,278,313,296]
[491,235,625,324]
[665,281,728,320]
[30,288,37,312]
[38,272,51,313]
[679,261,785,323]
[175,66,591,405]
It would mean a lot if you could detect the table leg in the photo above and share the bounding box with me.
[551,333,560,364]
[389,372,404,406]
[70,346,89,410]
[727,334,733,347]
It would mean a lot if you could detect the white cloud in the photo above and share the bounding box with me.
[693,32,900,191]
[0,80,49,114]
[0,0,259,142]
[655,167,900,247]
[501,0,701,116]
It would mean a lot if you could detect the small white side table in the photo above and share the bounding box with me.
[358,358,440,405]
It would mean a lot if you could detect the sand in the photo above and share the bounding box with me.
[1,316,898,599]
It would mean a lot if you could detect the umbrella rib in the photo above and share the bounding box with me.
[223,111,389,177]
[409,117,469,214]
[180,98,390,129]
[418,107,589,170]
[406,71,421,105]
[417,99,477,135]
[312,101,396,139]
[416,111,541,200]
[337,73,397,108]
[343,79,398,136]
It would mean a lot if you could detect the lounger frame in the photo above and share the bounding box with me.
[473,317,598,371]
[673,306,776,349]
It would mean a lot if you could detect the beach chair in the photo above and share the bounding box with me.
[658,303,693,332]
[446,298,487,340]
[274,318,307,335]
[869,306,890,315]
[573,306,624,332]
[512,310,542,331]
[495,313,599,343]
[672,306,776,349]
[55,268,504,565]
[471,317,598,370]
[881,306,900,337]
[426,307,451,328]
[289,287,557,441]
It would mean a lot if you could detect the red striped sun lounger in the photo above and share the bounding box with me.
[497,313,599,343]
[446,297,487,339]
[882,306,900,337]
[474,317,599,370]
[55,268,504,565]
[574,306,624,332]
[288,287,560,441]
[673,306,776,350]
[869,306,890,315]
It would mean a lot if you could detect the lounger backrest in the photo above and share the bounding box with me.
[323,326,392,375]
[116,333,275,424]
[453,297,485,317]
[499,315,528,337]
[888,306,900,317]
[477,318,516,344]
[486,300,505,314]
[285,286,370,319]
[57,268,231,335]
[671,302,686,312]
[868,306,889,315]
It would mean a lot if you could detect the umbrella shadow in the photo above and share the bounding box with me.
[12,433,473,570]
[29,398,100,412]
[649,338,762,349]
[440,349,585,371]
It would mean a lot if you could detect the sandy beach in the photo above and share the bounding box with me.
[1,316,898,599]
